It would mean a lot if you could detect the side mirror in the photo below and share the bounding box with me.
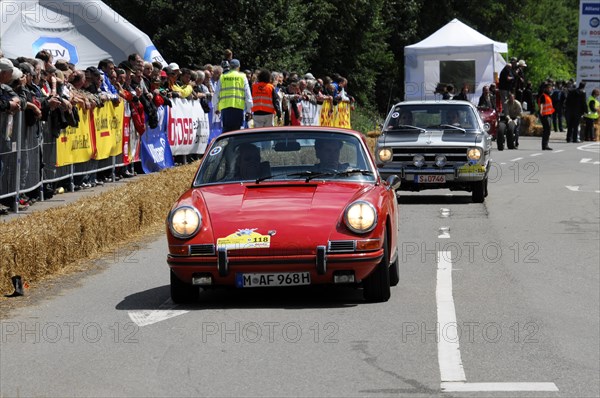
[386,175,401,191]
[483,122,491,132]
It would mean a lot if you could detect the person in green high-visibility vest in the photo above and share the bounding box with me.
[583,88,599,141]
[213,59,253,133]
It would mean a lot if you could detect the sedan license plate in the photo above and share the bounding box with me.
[235,272,311,288]
[415,175,446,183]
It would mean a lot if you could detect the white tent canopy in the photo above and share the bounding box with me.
[404,18,508,104]
[0,0,166,68]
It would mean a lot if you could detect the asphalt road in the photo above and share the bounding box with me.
[1,137,598,398]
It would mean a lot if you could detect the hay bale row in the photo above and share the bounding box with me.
[0,163,199,295]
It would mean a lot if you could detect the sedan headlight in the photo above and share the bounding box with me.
[345,201,377,233]
[378,147,393,162]
[169,206,201,239]
[467,147,482,161]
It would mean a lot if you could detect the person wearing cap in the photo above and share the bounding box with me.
[514,60,527,102]
[213,58,253,133]
[0,58,22,114]
[165,64,193,99]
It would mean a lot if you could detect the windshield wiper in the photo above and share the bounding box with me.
[335,168,373,176]
[427,124,467,133]
[254,172,290,183]
[287,170,335,182]
[387,125,425,132]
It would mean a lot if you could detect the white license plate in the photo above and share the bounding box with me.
[235,272,311,288]
[416,175,446,183]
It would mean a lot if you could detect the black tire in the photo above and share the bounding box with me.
[506,124,515,149]
[472,178,487,203]
[170,270,199,304]
[363,229,391,302]
[497,122,506,151]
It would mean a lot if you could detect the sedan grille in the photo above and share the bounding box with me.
[190,244,215,256]
[328,240,356,253]
[392,147,467,163]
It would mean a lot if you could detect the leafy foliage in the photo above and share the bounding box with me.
[104,0,580,116]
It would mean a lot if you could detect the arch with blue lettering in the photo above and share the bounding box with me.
[32,37,79,65]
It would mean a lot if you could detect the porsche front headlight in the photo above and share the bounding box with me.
[467,147,482,161]
[169,206,201,239]
[345,201,377,233]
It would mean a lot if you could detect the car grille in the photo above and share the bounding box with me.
[328,240,356,253]
[189,244,215,256]
[392,147,467,163]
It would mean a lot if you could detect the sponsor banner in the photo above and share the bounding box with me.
[335,102,352,129]
[320,99,334,126]
[140,106,174,173]
[55,106,93,167]
[578,1,600,83]
[300,100,320,126]
[168,98,210,155]
[93,101,124,159]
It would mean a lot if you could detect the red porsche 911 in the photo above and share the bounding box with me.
[166,127,401,303]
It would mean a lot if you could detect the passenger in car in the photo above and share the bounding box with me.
[446,110,461,126]
[234,143,263,179]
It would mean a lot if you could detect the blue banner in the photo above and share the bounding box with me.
[140,106,174,173]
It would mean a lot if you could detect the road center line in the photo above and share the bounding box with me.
[436,251,560,392]
[530,153,542,157]
[436,251,466,382]
[509,157,523,162]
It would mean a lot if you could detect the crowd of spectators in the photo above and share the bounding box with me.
[0,48,355,215]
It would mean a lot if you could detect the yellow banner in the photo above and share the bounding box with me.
[334,102,352,129]
[56,106,93,167]
[94,101,124,159]
[320,99,334,127]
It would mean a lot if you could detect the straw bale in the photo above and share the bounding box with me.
[0,163,198,295]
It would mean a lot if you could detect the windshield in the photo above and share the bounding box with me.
[194,131,376,185]
[384,104,481,131]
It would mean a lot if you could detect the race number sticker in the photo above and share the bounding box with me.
[217,228,271,250]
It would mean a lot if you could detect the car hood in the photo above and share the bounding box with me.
[380,130,483,146]
[194,182,376,243]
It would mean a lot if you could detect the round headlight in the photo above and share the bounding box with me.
[435,155,447,167]
[169,206,201,239]
[413,154,425,167]
[467,148,482,161]
[345,201,377,233]
[378,148,393,162]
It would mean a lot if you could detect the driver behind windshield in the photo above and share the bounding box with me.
[314,138,349,171]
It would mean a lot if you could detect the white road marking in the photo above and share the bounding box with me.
[440,208,451,218]
[530,153,542,157]
[436,251,466,382]
[577,142,600,153]
[566,185,600,193]
[580,158,600,165]
[128,298,189,327]
[554,149,565,153]
[441,382,559,392]
[509,157,523,162]
[500,162,506,165]
[438,227,451,239]
[436,251,559,392]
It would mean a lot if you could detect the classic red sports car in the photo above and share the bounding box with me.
[166,127,401,303]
